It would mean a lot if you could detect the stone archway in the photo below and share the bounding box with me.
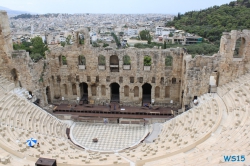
[46,86,51,103]
[142,83,152,105]
[11,68,18,82]
[79,82,88,100]
[110,55,119,72]
[110,82,120,102]
[234,37,245,58]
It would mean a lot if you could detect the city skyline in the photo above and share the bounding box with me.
[1,0,233,14]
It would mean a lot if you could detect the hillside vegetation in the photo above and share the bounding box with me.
[167,0,250,45]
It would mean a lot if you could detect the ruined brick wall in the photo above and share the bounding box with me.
[0,11,14,78]
[181,30,250,108]
[11,50,45,104]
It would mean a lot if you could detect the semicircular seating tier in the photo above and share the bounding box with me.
[0,72,250,166]
[0,76,129,166]
[140,73,250,166]
[119,93,225,165]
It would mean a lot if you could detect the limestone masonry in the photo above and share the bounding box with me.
[1,11,249,111]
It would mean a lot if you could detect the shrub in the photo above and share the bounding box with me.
[123,55,131,65]
[62,56,67,65]
[79,55,86,65]
[98,55,106,65]
[30,53,43,62]
[165,56,173,66]
[144,56,151,66]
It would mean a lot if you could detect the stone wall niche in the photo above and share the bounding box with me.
[123,55,131,70]
[78,55,86,70]
[233,37,245,59]
[98,55,106,70]
[144,55,151,71]
[110,55,119,72]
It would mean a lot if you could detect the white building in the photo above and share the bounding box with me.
[89,31,97,42]
[127,28,138,36]
[155,27,175,36]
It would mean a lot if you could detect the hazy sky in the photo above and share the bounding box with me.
[1,0,233,14]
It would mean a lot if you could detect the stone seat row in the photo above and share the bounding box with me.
[141,73,250,166]
[0,79,130,165]
[143,112,250,166]
[0,92,68,138]
[119,93,224,164]
[217,73,250,97]
[0,119,129,165]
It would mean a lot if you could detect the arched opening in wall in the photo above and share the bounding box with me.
[155,86,160,98]
[165,56,173,67]
[142,83,152,104]
[78,33,84,45]
[72,83,77,95]
[78,55,86,65]
[151,77,155,83]
[165,86,170,98]
[123,55,131,69]
[58,56,61,65]
[62,56,67,65]
[46,86,51,103]
[110,82,120,102]
[79,82,88,100]
[172,78,176,84]
[134,86,139,97]
[29,91,32,96]
[160,77,164,84]
[98,55,106,66]
[11,68,18,82]
[209,71,219,92]
[63,84,68,95]
[91,84,97,96]
[234,37,245,58]
[124,85,129,97]
[184,60,186,74]
[101,85,106,96]
[216,72,220,86]
[110,55,119,72]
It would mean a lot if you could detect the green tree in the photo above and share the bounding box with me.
[139,30,151,41]
[66,35,71,45]
[79,36,84,45]
[61,42,66,47]
[30,53,43,62]
[123,55,131,65]
[62,56,67,65]
[79,55,86,65]
[103,43,109,47]
[166,1,250,43]
[98,55,106,65]
[144,56,152,66]
[164,41,167,49]
[31,37,48,57]
[119,32,124,36]
[92,42,100,47]
[165,56,173,66]
[111,32,121,47]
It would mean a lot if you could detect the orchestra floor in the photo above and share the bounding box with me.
[71,122,149,152]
